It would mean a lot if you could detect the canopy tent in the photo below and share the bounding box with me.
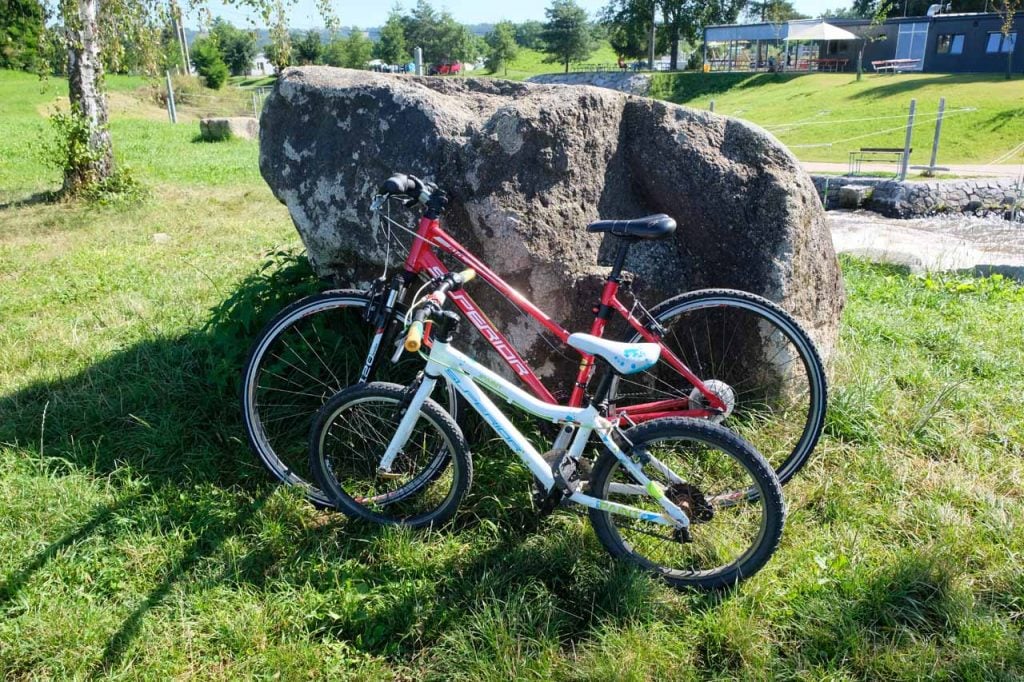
[784,20,860,42]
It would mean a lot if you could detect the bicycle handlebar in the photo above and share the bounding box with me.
[403,269,476,353]
[379,173,423,197]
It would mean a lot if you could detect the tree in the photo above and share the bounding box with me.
[0,0,46,70]
[191,36,228,88]
[293,29,323,65]
[994,0,1022,79]
[344,28,373,68]
[212,18,256,76]
[404,0,440,61]
[601,0,666,62]
[542,0,594,73]
[515,20,544,49]
[374,10,408,64]
[485,20,519,75]
[266,2,292,73]
[744,1,808,21]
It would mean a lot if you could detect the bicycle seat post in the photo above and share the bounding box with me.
[608,239,632,283]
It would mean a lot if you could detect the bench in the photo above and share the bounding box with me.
[871,59,921,73]
[848,147,911,175]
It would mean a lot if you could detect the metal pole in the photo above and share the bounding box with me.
[648,0,656,71]
[165,71,177,124]
[928,97,946,171]
[899,98,916,181]
[414,46,423,76]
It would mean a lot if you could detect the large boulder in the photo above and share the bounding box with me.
[259,67,844,377]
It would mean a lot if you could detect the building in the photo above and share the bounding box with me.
[703,11,1023,74]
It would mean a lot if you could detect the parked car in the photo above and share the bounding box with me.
[428,61,462,75]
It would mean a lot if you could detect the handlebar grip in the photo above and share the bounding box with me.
[380,173,423,197]
[459,268,476,283]
[404,321,425,353]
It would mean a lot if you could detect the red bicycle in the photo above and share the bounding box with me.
[242,173,827,508]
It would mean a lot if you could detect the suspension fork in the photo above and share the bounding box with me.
[359,271,414,382]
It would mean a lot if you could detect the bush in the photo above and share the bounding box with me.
[191,38,229,89]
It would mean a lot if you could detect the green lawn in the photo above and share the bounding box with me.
[651,71,1024,166]
[3,69,1024,678]
[497,42,621,81]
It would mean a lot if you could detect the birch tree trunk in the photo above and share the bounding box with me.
[64,0,114,193]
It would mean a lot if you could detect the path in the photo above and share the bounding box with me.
[804,162,1023,179]
[828,210,1024,280]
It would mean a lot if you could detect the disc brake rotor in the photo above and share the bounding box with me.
[689,379,736,423]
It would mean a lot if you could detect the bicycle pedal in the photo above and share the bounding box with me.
[553,454,582,495]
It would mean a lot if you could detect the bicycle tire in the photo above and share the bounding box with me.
[309,382,472,528]
[611,289,827,486]
[587,418,785,590]
[240,289,458,508]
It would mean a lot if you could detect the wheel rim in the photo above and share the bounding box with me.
[599,434,771,579]
[317,394,457,523]
[613,297,824,482]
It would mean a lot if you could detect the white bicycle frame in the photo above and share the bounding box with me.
[377,337,693,530]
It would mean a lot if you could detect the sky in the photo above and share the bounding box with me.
[192,0,845,31]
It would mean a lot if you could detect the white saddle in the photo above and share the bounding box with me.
[567,333,661,375]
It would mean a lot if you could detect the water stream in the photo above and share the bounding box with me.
[827,210,1024,280]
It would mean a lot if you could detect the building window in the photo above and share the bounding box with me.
[936,33,964,55]
[986,32,1017,54]
[896,22,928,70]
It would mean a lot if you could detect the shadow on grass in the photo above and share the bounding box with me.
[0,249,676,671]
[847,73,964,100]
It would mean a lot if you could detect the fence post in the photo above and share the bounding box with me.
[898,98,916,181]
[927,97,946,175]
[165,70,177,124]
[252,91,258,118]
[709,99,715,113]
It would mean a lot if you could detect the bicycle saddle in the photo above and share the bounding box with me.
[586,214,676,240]
[567,334,660,375]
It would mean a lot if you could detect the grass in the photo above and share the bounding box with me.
[3,68,1024,678]
[650,71,1024,166]
[496,42,621,81]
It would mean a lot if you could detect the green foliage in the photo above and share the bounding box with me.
[325,29,373,69]
[212,18,257,77]
[743,1,809,21]
[191,37,229,89]
[515,20,544,49]
[601,0,667,61]
[266,2,291,72]
[485,21,519,75]
[400,0,478,64]
[541,0,595,72]
[0,0,45,70]
[374,11,408,64]
[292,29,323,65]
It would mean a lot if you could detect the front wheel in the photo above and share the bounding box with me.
[587,418,785,590]
[309,382,472,528]
[611,289,827,486]
[240,289,458,508]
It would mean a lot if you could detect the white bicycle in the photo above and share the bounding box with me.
[308,270,786,589]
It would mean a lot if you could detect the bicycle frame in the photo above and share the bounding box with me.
[365,210,727,422]
[377,337,691,529]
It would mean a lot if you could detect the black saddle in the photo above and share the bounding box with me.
[586,214,677,240]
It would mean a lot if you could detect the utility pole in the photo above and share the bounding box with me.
[648,0,656,70]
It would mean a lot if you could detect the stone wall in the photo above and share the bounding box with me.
[812,175,1023,219]
[527,72,652,96]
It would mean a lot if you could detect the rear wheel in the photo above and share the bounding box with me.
[241,290,458,507]
[611,289,827,485]
[587,418,785,590]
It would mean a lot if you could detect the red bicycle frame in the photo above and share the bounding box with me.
[401,213,726,422]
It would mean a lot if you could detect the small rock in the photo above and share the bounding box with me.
[152,232,171,244]
[200,117,259,141]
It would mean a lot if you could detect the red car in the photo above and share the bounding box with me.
[429,61,462,75]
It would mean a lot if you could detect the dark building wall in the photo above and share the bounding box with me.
[824,13,1023,73]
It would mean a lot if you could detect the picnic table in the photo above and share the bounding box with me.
[871,59,921,73]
